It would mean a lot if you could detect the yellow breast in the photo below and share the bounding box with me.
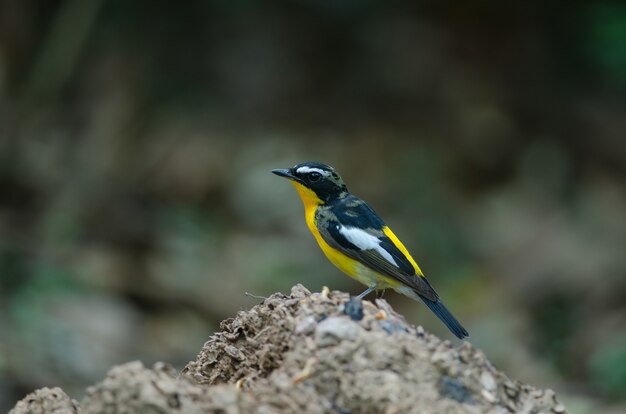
[290,181,358,274]
[289,181,402,289]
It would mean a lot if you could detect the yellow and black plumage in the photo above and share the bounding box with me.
[272,161,468,339]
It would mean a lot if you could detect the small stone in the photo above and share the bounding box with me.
[506,400,518,412]
[291,284,311,298]
[503,379,516,390]
[438,376,475,404]
[480,371,497,391]
[379,319,409,335]
[295,316,317,335]
[505,386,519,398]
[223,345,245,361]
[446,365,461,377]
[532,389,545,398]
[315,316,362,346]
[431,351,449,366]
[481,389,496,403]
[343,297,364,321]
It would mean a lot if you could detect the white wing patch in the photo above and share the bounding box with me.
[295,166,330,176]
[338,225,398,267]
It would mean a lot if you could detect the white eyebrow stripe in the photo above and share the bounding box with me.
[295,166,330,176]
[338,226,398,267]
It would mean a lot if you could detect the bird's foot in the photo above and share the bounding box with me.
[356,286,377,299]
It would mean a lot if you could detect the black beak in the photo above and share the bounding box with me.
[272,168,296,180]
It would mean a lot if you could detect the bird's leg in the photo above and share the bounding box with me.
[376,289,386,299]
[356,285,377,299]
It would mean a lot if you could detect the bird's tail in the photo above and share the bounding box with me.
[420,296,469,340]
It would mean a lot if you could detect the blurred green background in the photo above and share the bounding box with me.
[1,1,625,412]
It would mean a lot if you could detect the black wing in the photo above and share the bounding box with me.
[317,196,438,301]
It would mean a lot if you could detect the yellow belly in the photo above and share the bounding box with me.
[315,235,401,289]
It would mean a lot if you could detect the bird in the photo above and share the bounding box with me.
[272,161,468,339]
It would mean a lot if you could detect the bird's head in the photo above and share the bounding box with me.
[272,162,348,203]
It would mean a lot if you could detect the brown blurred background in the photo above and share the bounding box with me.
[1,1,625,412]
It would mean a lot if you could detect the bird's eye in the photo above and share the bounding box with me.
[309,172,321,182]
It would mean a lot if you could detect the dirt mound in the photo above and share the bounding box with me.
[9,388,79,414]
[10,285,567,413]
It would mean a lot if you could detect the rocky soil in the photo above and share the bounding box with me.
[10,285,567,413]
